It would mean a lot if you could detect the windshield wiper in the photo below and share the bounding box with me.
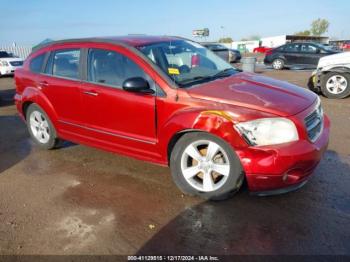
[178,76,213,86]
[178,68,237,88]
[211,68,235,79]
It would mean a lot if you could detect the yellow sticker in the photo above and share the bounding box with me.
[168,68,180,75]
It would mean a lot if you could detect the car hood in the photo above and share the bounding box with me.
[318,52,350,68]
[0,57,23,62]
[186,72,316,117]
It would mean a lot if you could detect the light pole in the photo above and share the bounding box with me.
[220,26,225,39]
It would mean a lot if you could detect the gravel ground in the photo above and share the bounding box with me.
[0,69,349,257]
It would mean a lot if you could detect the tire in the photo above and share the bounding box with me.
[321,72,350,99]
[170,132,244,201]
[272,58,284,70]
[26,104,61,149]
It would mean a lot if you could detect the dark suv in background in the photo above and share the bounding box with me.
[264,42,339,70]
[202,43,241,63]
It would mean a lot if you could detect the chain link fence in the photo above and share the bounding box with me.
[0,46,32,59]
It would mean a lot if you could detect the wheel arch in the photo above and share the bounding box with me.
[20,87,59,125]
[167,129,205,164]
[164,110,248,165]
[321,66,350,75]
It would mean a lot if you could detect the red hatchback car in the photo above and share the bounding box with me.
[14,36,330,200]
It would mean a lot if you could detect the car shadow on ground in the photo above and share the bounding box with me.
[0,115,31,174]
[0,88,15,107]
[135,150,350,256]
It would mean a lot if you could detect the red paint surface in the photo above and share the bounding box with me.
[14,36,330,192]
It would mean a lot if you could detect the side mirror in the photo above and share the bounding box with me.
[122,77,154,94]
[316,48,321,54]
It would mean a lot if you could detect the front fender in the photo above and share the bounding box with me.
[159,109,248,162]
[321,65,350,73]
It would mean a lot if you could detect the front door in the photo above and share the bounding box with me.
[300,43,322,67]
[80,48,157,148]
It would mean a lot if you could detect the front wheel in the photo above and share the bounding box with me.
[321,72,350,99]
[170,132,244,200]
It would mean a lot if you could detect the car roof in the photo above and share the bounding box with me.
[286,42,322,45]
[36,35,183,50]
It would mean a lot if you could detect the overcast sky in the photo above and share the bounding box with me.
[0,0,349,46]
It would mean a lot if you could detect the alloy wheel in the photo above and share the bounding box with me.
[273,59,283,70]
[180,140,230,192]
[29,110,50,144]
[326,75,348,94]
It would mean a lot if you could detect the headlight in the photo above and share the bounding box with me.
[235,118,299,146]
[0,61,9,66]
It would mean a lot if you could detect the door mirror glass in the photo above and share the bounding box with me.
[122,77,154,94]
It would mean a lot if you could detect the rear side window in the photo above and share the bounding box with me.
[52,49,80,79]
[300,44,317,53]
[88,48,146,88]
[29,53,46,73]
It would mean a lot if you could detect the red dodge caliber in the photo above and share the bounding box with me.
[14,36,330,200]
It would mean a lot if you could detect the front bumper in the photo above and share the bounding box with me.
[308,69,322,93]
[237,114,330,193]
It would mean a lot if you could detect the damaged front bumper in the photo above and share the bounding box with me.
[308,69,322,94]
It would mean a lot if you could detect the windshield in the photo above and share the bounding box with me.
[137,40,237,87]
[0,51,12,58]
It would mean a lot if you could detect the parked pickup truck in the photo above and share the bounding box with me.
[309,52,350,99]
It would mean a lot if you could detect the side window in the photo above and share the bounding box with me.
[88,48,146,88]
[52,49,80,79]
[276,46,284,51]
[29,53,46,73]
[301,44,317,53]
[44,52,54,74]
[284,44,299,52]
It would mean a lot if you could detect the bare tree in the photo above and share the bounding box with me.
[310,18,329,36]
[294,30,311,36]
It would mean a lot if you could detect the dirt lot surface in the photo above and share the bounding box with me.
[0,69,349,256]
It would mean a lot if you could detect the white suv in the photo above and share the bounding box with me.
[309,52,350,99]
[0,51,24,76]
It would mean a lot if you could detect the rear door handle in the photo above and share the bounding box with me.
[83,91,98,97]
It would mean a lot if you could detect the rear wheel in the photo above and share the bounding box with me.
[26,104,61,149]
[170,132,244,200]
[272,58,284,70]
[321,72,350,99]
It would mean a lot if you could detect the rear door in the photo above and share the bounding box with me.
[283,43,302,65]
[299,43,321,67]
[40,48,84,126]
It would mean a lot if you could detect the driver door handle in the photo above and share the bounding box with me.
[83,91,98,97]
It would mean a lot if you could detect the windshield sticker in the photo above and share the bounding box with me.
[168,68,180,75]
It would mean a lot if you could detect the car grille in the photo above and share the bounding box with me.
[10,61,23,67]
[304,102,323,142]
